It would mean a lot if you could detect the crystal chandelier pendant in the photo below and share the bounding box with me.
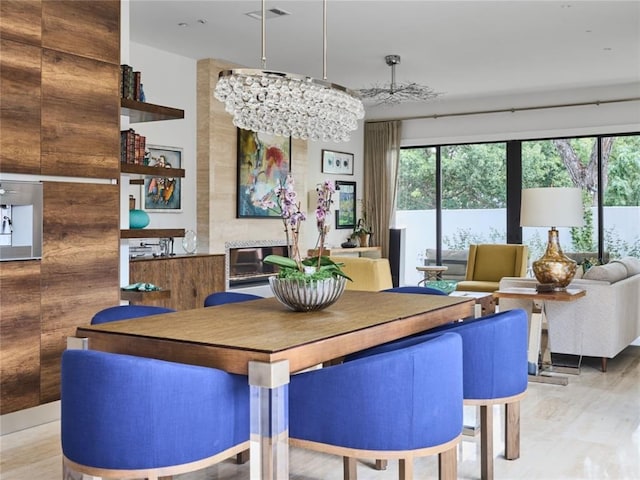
[213,0,364,142]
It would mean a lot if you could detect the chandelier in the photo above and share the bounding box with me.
[214,0,364,142]
[359,55,441,106]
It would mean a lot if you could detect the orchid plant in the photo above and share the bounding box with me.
[260,175,350,282]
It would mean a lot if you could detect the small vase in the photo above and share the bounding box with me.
[358,233,370,247]
[129,209,150,229]
[269,276,347,312]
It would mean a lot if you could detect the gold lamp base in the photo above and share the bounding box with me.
[532,228,577,290]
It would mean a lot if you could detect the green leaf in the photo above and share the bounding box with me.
[263,255,298,270]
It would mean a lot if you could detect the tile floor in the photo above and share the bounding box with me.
[1,347,639,480]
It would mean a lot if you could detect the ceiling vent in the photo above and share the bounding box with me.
[246,8,291,20]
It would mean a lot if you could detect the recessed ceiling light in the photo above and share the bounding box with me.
[603,47,612,51]
[197,19,207,24]
[178,22,188,27]
[246,8,291,20]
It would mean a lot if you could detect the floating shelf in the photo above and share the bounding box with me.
[120,163,185,177]
[121,98,184,123]
[121,289,171,302]
[121,229,185,239]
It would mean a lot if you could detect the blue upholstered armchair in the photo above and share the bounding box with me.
[348,308,528,480]
[204,291,262,307]
[91,305,175,324]
[289,332,464,480]
[61,349,250,479]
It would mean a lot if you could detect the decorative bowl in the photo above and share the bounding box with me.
[425,280,458,295]
[269,276,347,312]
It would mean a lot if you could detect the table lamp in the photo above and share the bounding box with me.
[520,187,584,291]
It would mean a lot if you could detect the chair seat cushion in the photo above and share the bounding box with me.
[455,280,499,292]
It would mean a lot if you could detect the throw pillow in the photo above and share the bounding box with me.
[615,256,640,276]
[582,262,628,283]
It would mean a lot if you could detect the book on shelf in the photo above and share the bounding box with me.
[120,65,143,101]
[120,129,146,164]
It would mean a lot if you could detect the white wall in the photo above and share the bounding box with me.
[127,43,198,254]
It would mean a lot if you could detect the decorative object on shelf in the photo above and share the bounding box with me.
[341,239,358,248]
[520,187,584,290]
[350,217,372,247]
[260,176,351,311]
[335,180,356,229]
[182,230,197,254]
[129,209,150,229]
[322,150,354,175]
[213,0,364,143]
[122,282,161,292]
[269,275,347,312]
[237,129,291,218]
[144,145,182,211]
[359,54,441,105]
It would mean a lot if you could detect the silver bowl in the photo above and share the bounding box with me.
[269,276,347,312]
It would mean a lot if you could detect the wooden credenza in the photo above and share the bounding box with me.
[128,254,225,311]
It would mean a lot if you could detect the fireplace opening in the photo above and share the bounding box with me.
[228,244,288,287]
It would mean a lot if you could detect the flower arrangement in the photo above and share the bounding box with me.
[259,175,350,282]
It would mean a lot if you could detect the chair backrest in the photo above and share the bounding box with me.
[465,244,529,282]
[91,305,175,324]
[290,332,463,451]
[348,309,528,401]
[330,256,393,291]
[61,349,249,471]
[384,286,447,296]
[203,291,262,307]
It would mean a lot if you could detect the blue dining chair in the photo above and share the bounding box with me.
[61,349,250,479]
[289,332,464,480]
[91,305,175,324]
[347,309,528,480]
[204,291,262,307]
[384,285,447,295]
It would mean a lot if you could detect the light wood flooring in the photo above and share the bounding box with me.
[1,346,639,480]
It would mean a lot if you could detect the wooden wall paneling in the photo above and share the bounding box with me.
[40,49,120,178]
[41,0,119,65]
[40,181,120,402]
[0,0,42,45]
[128,258,172,309]
[0,39,42,174]
[0,261,41,415]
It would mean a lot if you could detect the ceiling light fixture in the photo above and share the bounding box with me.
[359,54,441,106]
[214,0,364,142]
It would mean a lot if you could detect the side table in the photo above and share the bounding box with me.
[416,265,448,285]
[493,287,586,385]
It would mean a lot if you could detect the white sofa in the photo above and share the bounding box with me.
[499,256,640,372]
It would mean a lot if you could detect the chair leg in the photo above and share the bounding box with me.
[62,462,84,480]
[601,357,608,372]
[236,448,250,464]
[399,458,413,480]
[438,446,457,480]
[480,404,494,480]
[505,401,520,460]
[375,459,388,470]
[343,456,357,480]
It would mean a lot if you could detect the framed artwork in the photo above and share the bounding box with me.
[322,149,354,175]
[237,129,292,218]
[143,145,182,211]
[335,181,356,229]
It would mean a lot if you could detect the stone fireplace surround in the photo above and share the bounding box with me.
[225,240,288,291]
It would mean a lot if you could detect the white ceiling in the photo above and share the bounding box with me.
[129,0,640,118]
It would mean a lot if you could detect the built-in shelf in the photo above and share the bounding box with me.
[121,98,184,123]
[121,229,185,239]
[120,163,185,177]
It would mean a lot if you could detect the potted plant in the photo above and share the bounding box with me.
[351,218,372,247]
[257,176,351,311]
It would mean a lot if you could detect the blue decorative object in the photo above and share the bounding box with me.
[129,209,150,229]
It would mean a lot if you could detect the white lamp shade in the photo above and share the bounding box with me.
[520,187,585,227]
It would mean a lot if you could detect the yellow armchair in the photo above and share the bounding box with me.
[330,256,393,292]
[456,244,529,292]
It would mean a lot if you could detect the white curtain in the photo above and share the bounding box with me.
[363,120,402,258]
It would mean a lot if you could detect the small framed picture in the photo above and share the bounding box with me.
[335,181,356,229]
[143,145,182,211]
[322,149,354,175]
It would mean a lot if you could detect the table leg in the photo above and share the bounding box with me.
[248,360,290,480]
[527,302,568,386]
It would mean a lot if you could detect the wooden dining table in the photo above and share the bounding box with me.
[73,290,474,479]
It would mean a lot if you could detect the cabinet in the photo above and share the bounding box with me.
[129,255,225,311]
